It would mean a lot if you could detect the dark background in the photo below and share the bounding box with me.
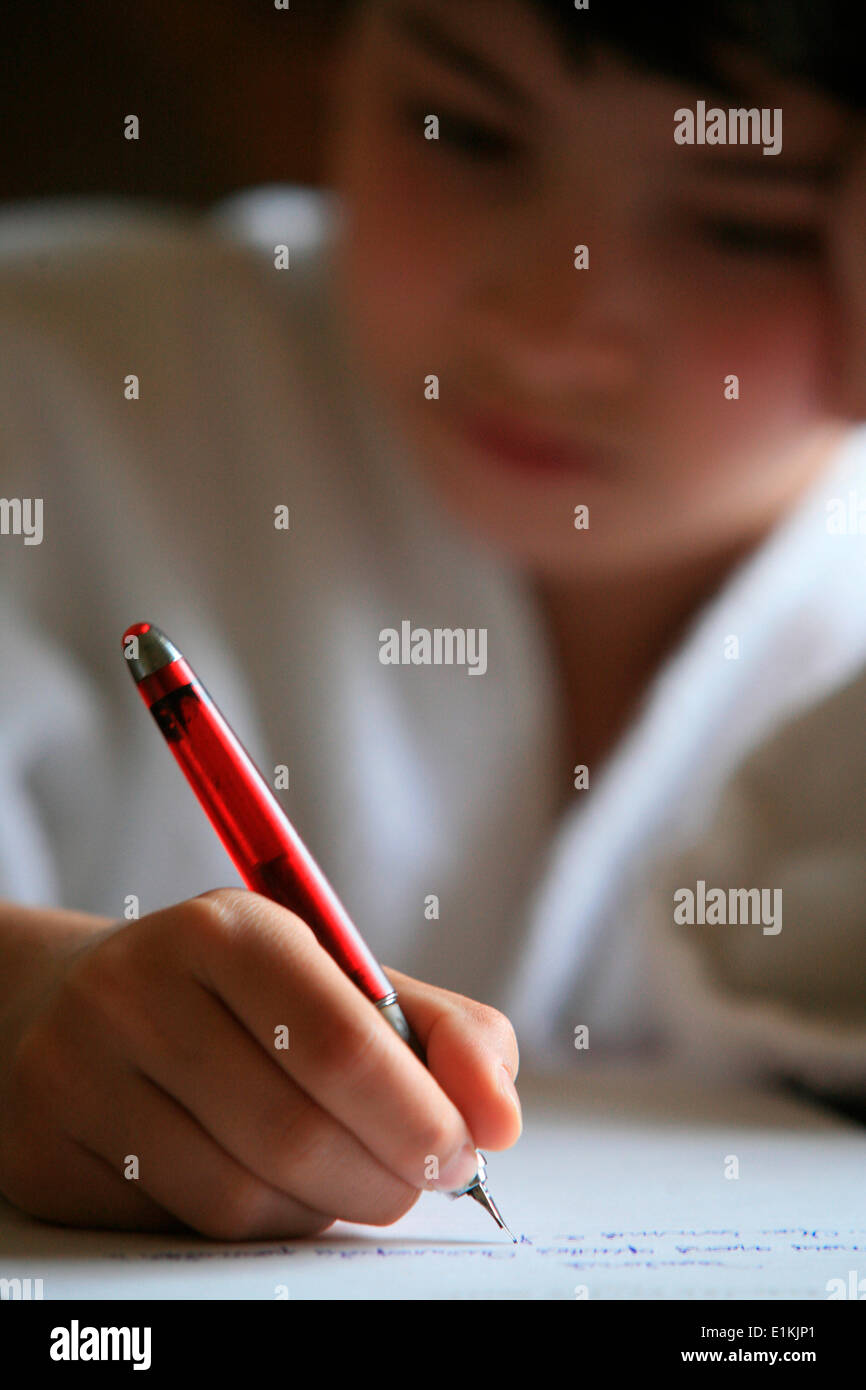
[2,1,351,207]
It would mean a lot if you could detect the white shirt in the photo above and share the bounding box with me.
[2,186,866,1089]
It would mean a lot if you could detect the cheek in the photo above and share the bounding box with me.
[333,119,478,390]
[341,120,419,255]
[648,274,836,479]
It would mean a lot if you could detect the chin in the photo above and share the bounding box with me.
[426,472,586,573]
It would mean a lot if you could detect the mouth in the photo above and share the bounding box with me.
[455,404,613,477]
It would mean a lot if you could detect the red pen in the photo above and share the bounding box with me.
[121,620,514,1239]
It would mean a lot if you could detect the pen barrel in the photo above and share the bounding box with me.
[377,998,427,1064]
[136,661,395,1003]
[247,848,394,1002]
[125,628,508,1231]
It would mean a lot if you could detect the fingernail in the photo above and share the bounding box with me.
[499,1063,522,1125]
[436,1142,480,1193]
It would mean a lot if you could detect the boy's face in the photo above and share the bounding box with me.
[325,0,856,577]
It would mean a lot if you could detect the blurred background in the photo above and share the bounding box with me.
[2,0,350,206]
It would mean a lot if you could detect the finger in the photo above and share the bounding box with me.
[177,890,480,1194]
[25,968,334,1239]
[65,1051,336,1241]
[382,968,522,1152]
[104,962,421,1226]
[1,1051,180,1232]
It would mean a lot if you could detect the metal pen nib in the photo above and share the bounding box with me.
[447,1150,517,1242]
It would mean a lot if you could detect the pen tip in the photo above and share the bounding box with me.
[468,1182,516,1242]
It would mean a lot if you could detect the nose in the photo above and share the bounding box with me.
[462,190,639,398]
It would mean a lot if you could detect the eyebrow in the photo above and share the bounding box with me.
[692,73,852,189]
[388,6,847,188]
[387,5,539,115]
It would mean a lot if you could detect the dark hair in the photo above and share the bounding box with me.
[529,0,863,110]
[325,0,862,112]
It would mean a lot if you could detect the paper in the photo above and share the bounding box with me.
[1,1063,864,1299]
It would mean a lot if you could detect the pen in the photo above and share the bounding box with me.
[121,620,515,1240]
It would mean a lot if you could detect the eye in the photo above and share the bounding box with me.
[395,98,518,162]
[696,217,822,259]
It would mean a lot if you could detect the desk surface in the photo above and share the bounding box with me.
[1,1062,864,1300]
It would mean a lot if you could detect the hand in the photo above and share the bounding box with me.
[0,888,520,1238]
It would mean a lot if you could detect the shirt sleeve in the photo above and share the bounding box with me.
[0,200,276,916]
[644,661,866,1098]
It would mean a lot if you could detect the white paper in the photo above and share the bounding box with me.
[1,1063,864,1300]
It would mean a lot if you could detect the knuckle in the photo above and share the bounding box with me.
[177,889,258,977]
[182,889,243,946]
[181,888,309,972]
